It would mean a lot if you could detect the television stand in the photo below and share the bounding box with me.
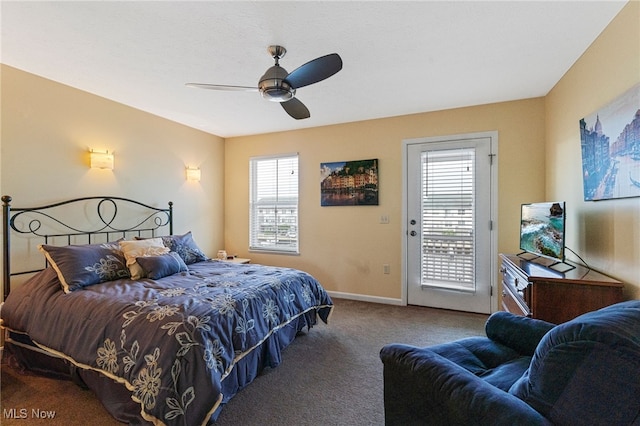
[500,253,623,324]
[515,251,576,272]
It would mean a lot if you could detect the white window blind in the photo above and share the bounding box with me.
[421,148,475,290]
[249,154,299,253]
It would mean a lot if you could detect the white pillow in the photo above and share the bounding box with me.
[119,238,170,279]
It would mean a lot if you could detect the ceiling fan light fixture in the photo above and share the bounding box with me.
[259,83,295,102]
[258,65,295,102]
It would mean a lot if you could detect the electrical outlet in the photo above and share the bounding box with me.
[383,264,390,274]
[379,214,389,224]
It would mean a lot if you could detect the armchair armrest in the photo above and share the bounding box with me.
[485,312,555,355]
[380,343,552,426]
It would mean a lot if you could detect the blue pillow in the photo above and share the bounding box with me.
[160,232,208,265]
[136,252,188,280]
[39,242,130,293]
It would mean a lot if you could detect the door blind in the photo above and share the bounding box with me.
[421,148,475,290]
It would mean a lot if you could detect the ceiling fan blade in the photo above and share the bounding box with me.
[284,53,342,89]
[281,97,310,120]
[185,83,258,92]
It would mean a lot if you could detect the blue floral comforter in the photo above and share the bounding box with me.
[1,260,333,425]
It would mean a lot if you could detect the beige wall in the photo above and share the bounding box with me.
[225,98,546,302]
[545,1,640,299]
[0,65,225,291]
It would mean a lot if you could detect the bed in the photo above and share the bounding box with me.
[0,195,333,425]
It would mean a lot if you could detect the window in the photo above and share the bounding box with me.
[249,154,299,253]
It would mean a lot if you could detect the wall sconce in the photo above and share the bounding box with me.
[186,167,201,182]
[90,150,114,170]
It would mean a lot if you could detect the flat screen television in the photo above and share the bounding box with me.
[519,201,566,263]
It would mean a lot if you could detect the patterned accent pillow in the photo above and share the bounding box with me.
[39,242,130,293]
[136,252,188,280]
[160,232,208,265]
[119,238,170,279]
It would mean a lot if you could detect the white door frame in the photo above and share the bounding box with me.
[401,131,499,313]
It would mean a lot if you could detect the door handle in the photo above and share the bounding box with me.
[410,231,417,236]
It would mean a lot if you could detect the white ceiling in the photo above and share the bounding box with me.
[1,1,628,138]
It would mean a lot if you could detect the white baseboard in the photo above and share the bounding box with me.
[326,291,404,306]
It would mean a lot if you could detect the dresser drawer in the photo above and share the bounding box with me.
[502,262,529,294]
[501,281,530,316]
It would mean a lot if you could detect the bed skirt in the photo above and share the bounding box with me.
[3,311,317,425]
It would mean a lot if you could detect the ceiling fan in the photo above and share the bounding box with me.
[186,45,342,120]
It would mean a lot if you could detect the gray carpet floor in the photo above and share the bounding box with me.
[1,298,488,425]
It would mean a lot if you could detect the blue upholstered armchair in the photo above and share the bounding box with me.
[380,300,640,426]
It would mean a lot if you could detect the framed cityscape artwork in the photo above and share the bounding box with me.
[579,83,640,201]
[320,158,379,206]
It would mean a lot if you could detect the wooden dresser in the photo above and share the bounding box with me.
[500,253,623,324]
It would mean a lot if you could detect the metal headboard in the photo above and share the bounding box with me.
[2,195,173,299]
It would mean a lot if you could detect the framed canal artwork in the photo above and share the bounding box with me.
[579,83,640,201]
[320,159,379,206]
